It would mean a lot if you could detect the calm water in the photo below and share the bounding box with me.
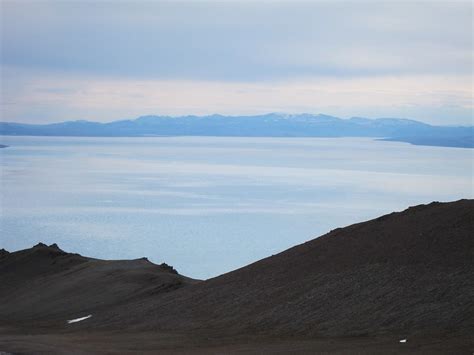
[0,136,472,279]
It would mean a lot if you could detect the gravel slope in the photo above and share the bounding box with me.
[1,199,472,353]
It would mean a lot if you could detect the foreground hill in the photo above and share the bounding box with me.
[1,113,473,148]
[0,200,473,353]
[0,243,197,327]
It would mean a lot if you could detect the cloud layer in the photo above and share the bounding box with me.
[1,1,472,124]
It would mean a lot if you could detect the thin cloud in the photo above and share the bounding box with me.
[1,1,472,124]
[2,71,472,124]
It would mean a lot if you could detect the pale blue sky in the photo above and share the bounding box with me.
[1,1,473,124]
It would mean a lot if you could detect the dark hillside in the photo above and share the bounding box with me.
[0,200,472,353]
[101,200,472,339]
[0,243,197,327]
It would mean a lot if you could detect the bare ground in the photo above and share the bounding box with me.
[1,199,473,354]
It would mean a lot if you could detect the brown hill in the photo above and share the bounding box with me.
[0,243,198,328]
[0,199,473,353]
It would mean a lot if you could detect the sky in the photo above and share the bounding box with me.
[1,0,473,125]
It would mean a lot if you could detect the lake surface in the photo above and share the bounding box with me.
[0,136,472,279]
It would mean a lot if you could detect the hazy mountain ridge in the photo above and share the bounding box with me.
[1,113,472,148]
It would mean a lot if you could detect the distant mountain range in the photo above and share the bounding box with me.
[1,113,472,148]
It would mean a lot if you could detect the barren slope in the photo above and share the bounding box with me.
[0,243,197,328]
[96,199,472,339]
[1,199,473,353]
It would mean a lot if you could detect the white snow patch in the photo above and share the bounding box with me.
[399,339,407,343]
[67,315,92,324]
